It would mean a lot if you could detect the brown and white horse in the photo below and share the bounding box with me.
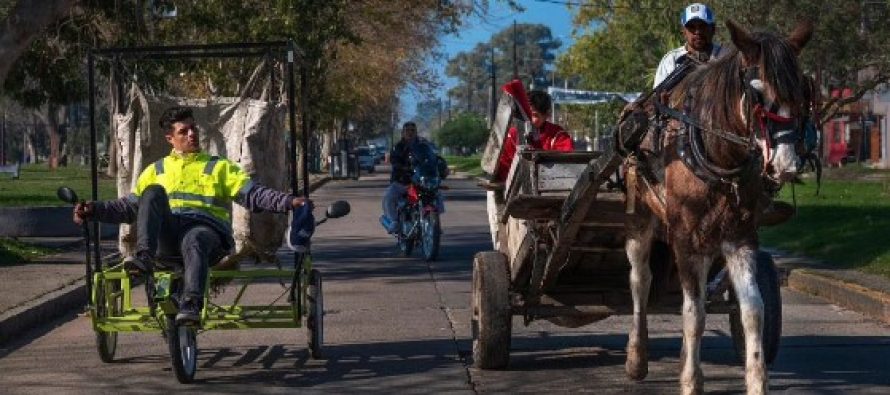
[624,20,812,394]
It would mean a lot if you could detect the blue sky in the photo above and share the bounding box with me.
[399,0,577,122]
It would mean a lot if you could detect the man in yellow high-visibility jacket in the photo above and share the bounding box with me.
[73,106,308,325]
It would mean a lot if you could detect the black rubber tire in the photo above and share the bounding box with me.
[95,279,121,363]
[472,251,512,369]
[307,269,324,359]
[166,315,198,384]
[729,250,782,365]
[398,209,414,257]
[421,211,441,262]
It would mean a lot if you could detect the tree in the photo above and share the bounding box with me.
[434,112,488,153]
[0,0,77,84]
[560,0,890,129]
[446,23,562,117]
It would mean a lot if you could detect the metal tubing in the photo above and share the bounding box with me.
[86,52,97,306]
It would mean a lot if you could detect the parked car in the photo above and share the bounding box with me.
[357,146,376,173]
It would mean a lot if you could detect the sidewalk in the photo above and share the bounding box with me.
[0,174,331,345]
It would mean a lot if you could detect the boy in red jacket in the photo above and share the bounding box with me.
[495,90,574,182]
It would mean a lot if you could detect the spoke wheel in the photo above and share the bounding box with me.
[95,279,121,363]
[729,250,782,365]
[307,269,324,359]
[421,211,441,261]
[166,316,198,384]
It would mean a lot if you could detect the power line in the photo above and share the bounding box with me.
[531,0,669,10]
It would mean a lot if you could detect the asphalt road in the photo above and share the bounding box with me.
[1,167,889,394]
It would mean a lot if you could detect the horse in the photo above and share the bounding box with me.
[623,19,813,394]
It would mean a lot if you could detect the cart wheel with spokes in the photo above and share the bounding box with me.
[307,268,324,359]
[472,251,511,369]
[95,278,121,363]
[166,315,198,383]
[729,250,782,365]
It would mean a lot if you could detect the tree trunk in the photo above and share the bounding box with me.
[35,104,65,169]
[0,0,78,85]
[23,125,36,164]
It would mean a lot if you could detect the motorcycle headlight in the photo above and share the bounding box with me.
[419,176,440,190]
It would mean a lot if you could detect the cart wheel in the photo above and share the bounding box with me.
[729,250,782,365]
[166,316,198,384]
[421,211,441,262]
[472,251,511,369]
[95,279,121,363]
[307,269,324,359]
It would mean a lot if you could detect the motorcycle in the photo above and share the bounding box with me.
[396,143,444,261]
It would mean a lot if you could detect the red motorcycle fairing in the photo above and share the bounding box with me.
[407,184,419,204]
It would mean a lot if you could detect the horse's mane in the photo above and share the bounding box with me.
[674,29,806,135]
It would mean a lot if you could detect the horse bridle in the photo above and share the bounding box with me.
[741,66,802,168]
[653,65,804,188]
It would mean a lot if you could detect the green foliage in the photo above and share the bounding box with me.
[760,173,890,278]
[443,154,483,177]
[561,0,890,128]
[0,164,116,207]
[0,237,59,266]
[434,113,488,152]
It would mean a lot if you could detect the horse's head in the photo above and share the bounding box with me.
[728,19,813,183]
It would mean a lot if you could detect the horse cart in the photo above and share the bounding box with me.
[471,81,782,369]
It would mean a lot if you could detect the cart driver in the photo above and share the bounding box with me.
[72,106,310,326]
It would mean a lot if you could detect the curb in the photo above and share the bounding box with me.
[0,279,85,344]
[787,269,890,325]
[0,174,332,345]
[771,251,890,326]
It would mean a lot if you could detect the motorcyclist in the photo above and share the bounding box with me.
[380,122,445,234]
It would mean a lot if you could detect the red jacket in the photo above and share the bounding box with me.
[496,121,573,182]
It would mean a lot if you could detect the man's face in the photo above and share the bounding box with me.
[683,19,715,52]
[402,125,417,142]
[530,109,549,129]
[165,118,200,153]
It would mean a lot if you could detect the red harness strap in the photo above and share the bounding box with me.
[753,103,796,168]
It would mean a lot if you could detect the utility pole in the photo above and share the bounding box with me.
[0,111,6,165]
[466,79,471,113]
[489,46,497,126]
[437,98,443,129]
[512,20,518,80]
[447,95,452,120]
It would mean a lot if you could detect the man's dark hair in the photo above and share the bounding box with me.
[528,90,552,114]
[159,106,194,133]
[403,121,417,130]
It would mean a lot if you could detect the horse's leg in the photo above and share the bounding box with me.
[722,243,768,395]
[677,254,712,395]
[624,217,655,381]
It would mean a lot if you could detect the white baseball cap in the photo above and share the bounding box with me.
[681,3,715,26]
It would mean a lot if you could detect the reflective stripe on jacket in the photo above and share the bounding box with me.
[134,151,252,225]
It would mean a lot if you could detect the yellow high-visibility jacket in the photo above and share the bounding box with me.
[133,150,252,226]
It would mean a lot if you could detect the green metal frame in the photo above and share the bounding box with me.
[90,257,313,333]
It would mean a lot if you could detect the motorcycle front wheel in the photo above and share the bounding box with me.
[397,208,414,257]
[421,211,441,261]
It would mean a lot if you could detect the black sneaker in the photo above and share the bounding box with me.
[124,253,154,276]
[175,296,201,326]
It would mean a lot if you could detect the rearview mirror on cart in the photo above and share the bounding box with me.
[326,200,351,219]
[57,186,79,204]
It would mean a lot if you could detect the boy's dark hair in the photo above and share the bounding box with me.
[528,90,552,114]
[159,106,194,133]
